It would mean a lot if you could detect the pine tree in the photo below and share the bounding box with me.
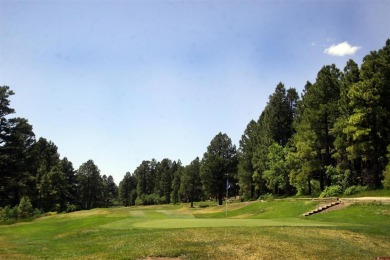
[237,120,258,199]
[345,39,390,188]
[76,160,103,209]
[292,65,341,190]
[179,157,202,207]
[200,132,237,205]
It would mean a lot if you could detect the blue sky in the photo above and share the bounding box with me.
[1,0,389,183]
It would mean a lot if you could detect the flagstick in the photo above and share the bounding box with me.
[226,179,228,218]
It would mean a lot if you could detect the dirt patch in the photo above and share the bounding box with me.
[318,202,351,214]
[67,209,111,217]
[144,257,181,260]
[342,197,390,203]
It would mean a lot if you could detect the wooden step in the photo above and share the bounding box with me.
[303,200,341,217]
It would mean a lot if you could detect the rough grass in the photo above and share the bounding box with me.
[0,200,389,259]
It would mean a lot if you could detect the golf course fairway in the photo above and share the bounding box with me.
[0,199,389,259]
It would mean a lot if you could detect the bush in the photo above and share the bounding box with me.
[135,197,143,206]
[343,185,368,196]
[240,194,253,202]
[320,185,343,198]
[0,205,18,224]
[135,194,163,205]
[259,193,274,201]
[1,197,45,225]
[33,208,43,216]
[65,203,78,213]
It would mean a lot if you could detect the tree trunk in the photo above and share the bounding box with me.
[218,192,223,205]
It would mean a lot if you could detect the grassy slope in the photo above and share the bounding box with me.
[0,200,389,259]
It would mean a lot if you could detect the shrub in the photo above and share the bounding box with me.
[240,194,253,202]
[135,194,162,205]
[259,193,274,201]
[33,208,43,216]
[65,203,78,213]
[320,185,342,198]
[0,205,18,224]
[343,185,368,195]
[143,194,162,205]
[135,197,143,206]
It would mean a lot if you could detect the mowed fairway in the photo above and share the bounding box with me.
[0,200,389,259]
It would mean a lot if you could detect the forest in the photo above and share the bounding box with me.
[1,39,389,220]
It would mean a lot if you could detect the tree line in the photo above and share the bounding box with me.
[238,39,390,199]
[1,40,390,217]
[119,132,237,207]
[0,88,118,214]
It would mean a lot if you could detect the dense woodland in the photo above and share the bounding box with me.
[1,40,390,218]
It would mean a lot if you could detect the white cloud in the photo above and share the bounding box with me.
[324,41,361,56]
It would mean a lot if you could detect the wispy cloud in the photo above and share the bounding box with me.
[324,41,361,56]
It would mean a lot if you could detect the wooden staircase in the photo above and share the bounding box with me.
[303,200,341,216]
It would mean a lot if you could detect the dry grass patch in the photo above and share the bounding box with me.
[67,209,111,217]
[194,201,256,215]
[172,227,390,259]
[144,257,182,260]
[130,210,146,217]
[277,228,390,255]
[231,213,254,219]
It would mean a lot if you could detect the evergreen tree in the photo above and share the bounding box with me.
[0,86,15,146]
[134,160,152,203]
[76,160,103,209]
[252,111,272,195]
[119,172,137,206]
[156,158,173,204]
[46,165,67,212]
[170,161,184,204]
[333,59,360,186]
[60,157,78,208]
[237,120,258,199]
[179,157,202,207]
[30,138,61,209]
[17,196,33,219]
[252,83,299,195]
[0,117,35,206]
[102,175,118,207]
[292,65,341,190]
[345,39,390,188]
[200,132,237,205]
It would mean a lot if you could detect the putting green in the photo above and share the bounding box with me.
[100,217,334,229]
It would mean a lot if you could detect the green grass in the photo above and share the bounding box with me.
[308,202,390,236]
[192,200,319,221]
[0,200,389,259]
